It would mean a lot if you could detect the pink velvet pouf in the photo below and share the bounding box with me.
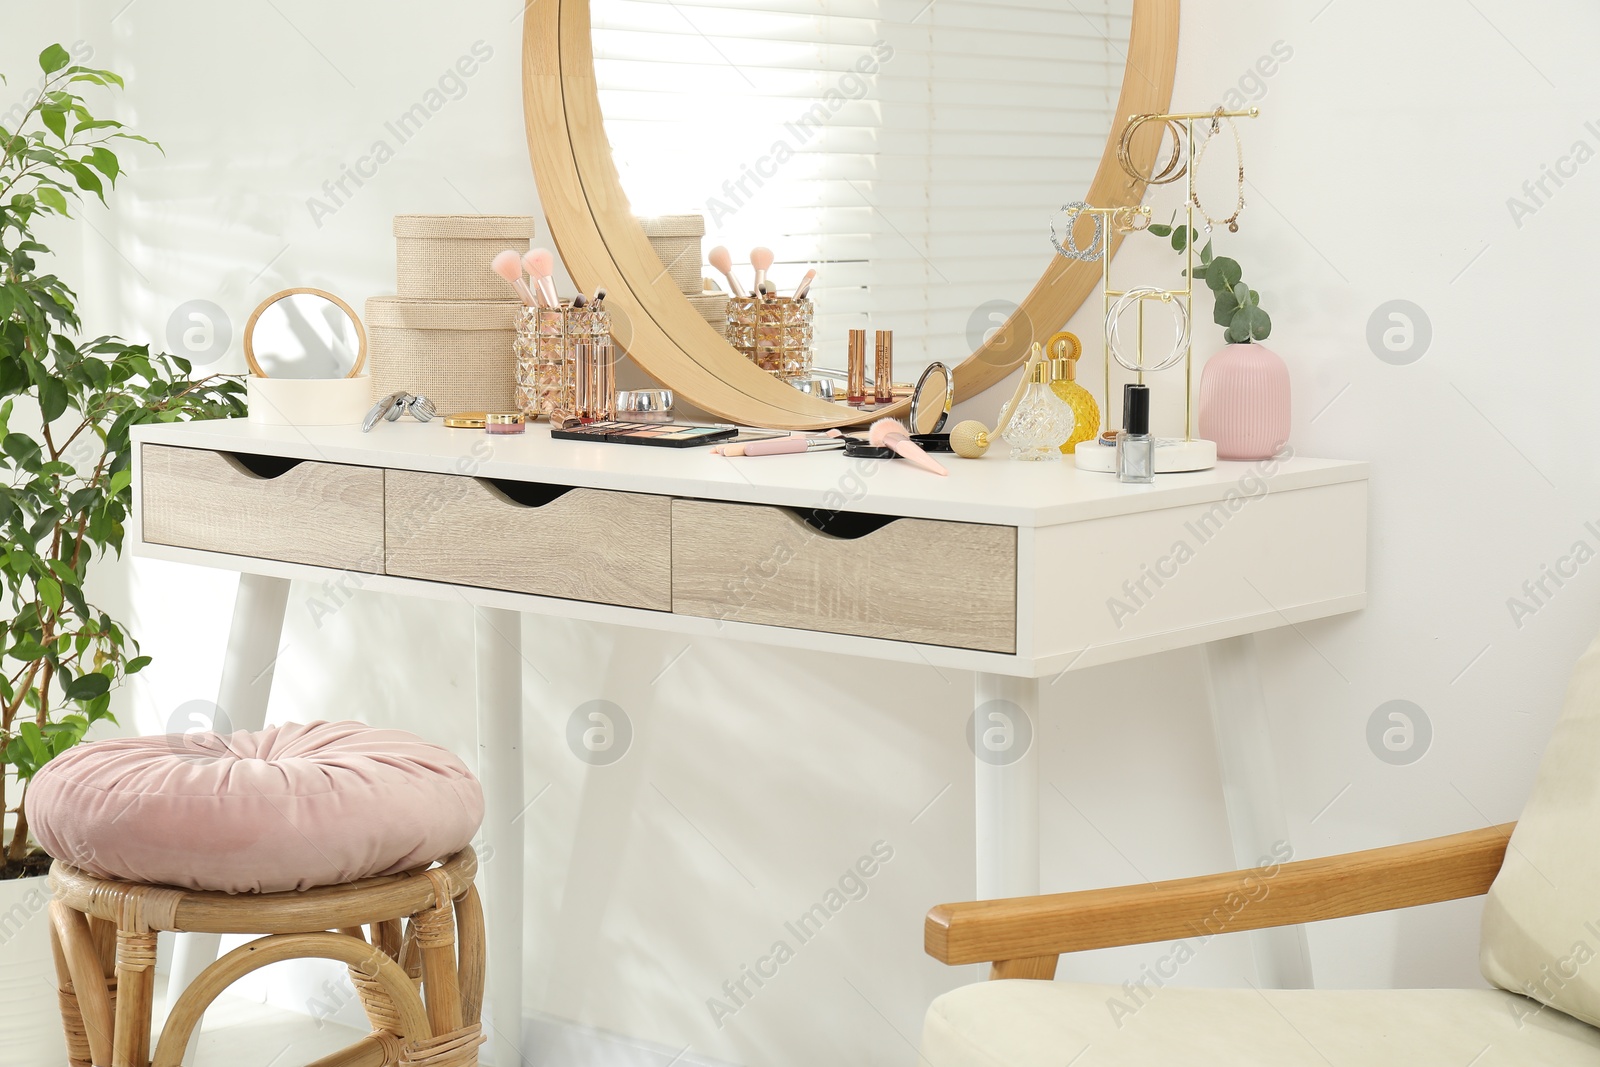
[25,720,483,894]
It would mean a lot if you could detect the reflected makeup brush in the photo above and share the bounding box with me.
[491,250,539,307]
[870,418,949,476]
[793,269,817,300]
[750,246,774,295]
[708,245,747,297]
[523,248,560,308]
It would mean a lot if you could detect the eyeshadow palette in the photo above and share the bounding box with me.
[551,420,739,448]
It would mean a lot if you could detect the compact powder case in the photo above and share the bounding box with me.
[443,411,488,429]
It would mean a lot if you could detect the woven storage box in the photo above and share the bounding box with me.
[686,292,729,338]
[638,215,705,295]
[366,297,520,412]
[394,215,537,301]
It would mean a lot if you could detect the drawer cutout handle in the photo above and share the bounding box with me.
[481,478,575,509]
[790,508,900,540]
[222,453,307,480]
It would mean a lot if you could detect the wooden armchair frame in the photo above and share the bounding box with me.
[925,824,1515,981]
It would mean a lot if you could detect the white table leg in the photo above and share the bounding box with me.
[1201,635,1314,989]
[165,574,291,1037]
[475,607,524,1066]
[973,673,1040,900]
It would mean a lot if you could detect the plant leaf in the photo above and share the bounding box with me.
[1206,256,1243,293]
[40,105,66,141]
[1214,296,1237,328]
[36,184,69,216]
[64,672,111,701]
[1229,305,1272,342]
[39,44,71,75]
[37,576,62,613]
[39,376,68,421]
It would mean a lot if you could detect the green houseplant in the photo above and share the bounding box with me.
[0,44,246,878]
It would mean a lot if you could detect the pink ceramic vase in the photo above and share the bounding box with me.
[1198,343,1290,460]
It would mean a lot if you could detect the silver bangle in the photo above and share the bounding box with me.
[1105,288,1189,373]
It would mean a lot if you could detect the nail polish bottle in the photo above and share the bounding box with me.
[1117,384,1154,484]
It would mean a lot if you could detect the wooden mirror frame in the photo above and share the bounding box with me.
[243,288,367,379]
[523,0,1178,430]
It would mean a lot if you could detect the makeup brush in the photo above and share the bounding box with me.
[750,246,774,295]
[793,268,817,301]
[491,250,539,307]
[523,248,560,308]
[951,341,1046,459]
[708,245,747,298]
[571,293,588,309]
[591,287,607,309]
[870,418,948,476]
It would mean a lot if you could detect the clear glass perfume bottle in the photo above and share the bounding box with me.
[1001,359,1076,461]
[1117,383,1155,483]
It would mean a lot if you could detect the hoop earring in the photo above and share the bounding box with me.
[1050,202,1105,261]
[1105,288,1190,373]
[1117,116,1187,186]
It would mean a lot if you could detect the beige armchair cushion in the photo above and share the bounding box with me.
[922,980,1600,1066]
[1481,632,1600,1027]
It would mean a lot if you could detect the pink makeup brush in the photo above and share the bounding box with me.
[793,268,817,301]
[707,245,747,298]
[749,246,774,294]
[870,418,948,476]
[491,250,539,307]
[523,248,560,308]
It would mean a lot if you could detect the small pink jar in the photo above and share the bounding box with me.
[1198,343,1290,460]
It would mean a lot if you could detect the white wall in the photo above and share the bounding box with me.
[7,0,1598,1062]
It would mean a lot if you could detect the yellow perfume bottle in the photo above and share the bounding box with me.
[1047,331,1100,454]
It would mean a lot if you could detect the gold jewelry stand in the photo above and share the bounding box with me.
[1085,107,1260,438]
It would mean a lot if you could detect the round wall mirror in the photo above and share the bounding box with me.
[593,3,1128,384]
[524,0,1178,429]
[243,288,367,379]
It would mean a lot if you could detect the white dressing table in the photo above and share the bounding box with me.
[130,418,1367,1064]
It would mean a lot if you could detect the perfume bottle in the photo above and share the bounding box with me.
[1117,383,1154,483]
[1047,334,1100,454]
[1001,357,1076,461]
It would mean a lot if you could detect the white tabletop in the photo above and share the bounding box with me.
[133,419,1368,528]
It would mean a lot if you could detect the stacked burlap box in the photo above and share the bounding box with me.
[639,214,727,338]
[366,215,537,412]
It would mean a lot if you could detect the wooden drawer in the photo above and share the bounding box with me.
[671,500,1017,652]
[140,445,383,570]
[384,471,671,610]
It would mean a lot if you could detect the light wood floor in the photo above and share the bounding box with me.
[153,978,368,1067]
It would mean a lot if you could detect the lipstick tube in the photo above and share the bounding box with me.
[847,329,868,405]
[874,330,894,404]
